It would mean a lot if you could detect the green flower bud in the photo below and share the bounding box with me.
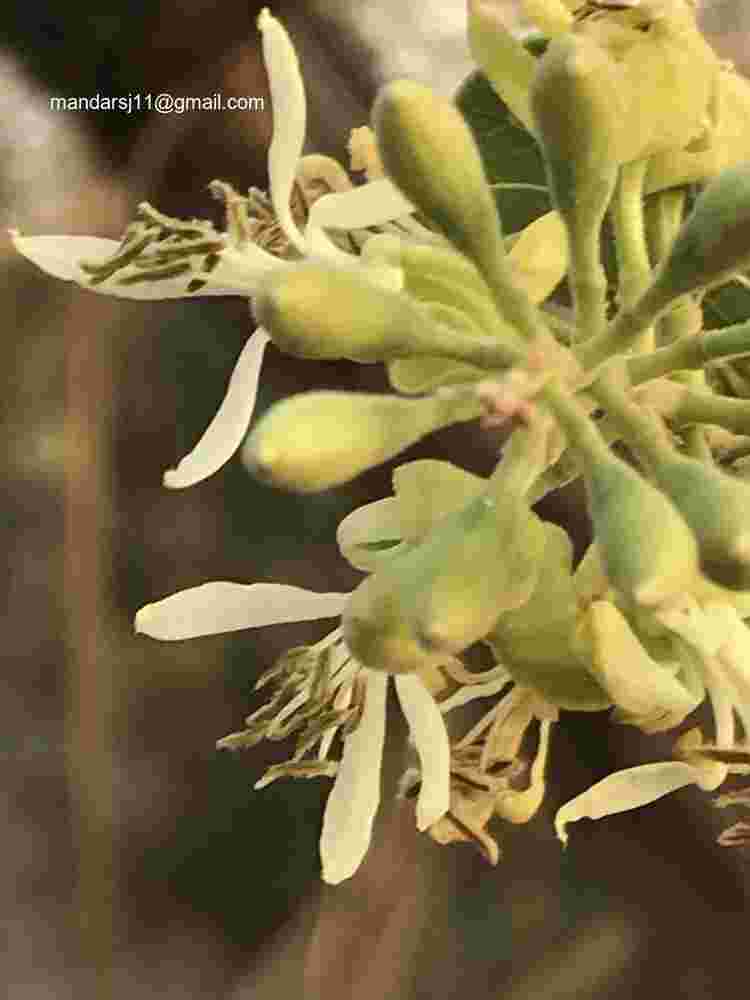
[372,80,505,276]
[342,572,447,674]
[584,449,700,607]
[254,263,522,368]
[530,33,628,220]
[651,163,750,300]
[243,389,480,493]
[596,372,750,590]
[540,379,700,607]
[645,454,750,592]
[390,493,548,654]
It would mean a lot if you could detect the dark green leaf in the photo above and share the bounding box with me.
[455,70,550,236]
[703,280,750,330]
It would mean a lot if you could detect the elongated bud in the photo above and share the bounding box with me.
[598,373,750,591]
[646,453,750,591]
[584,449,699,607]
[243,390,479,492]
[372,80,505,276]
[579,601,700,732]
[254,264,522,368]
[541,380,700,607]
[342,572,447,674]
[651,163,750,300]
[530,33,629,219]
[253,263,423,362]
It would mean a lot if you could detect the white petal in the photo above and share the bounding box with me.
[554,761,701,845]
[394,674,450,830]
[135,581,349,640]
[320,669,387,884]
[258,9,307,254]
[11,232,264,300]
[307,178,415,231]
[336,497,403,571]
[12,233,120,282]
[163,328,270,488]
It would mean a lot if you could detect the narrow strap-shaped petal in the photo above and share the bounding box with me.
[163,327,270,488]
[258,8,307,254]
[320,669,388,883]
[11,232,280,299]
[307,178,415,231]
[394,674,450,830]
[135,581,349,640]
[554,761,701,845]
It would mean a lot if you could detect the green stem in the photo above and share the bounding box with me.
[537,378,610,465]
[626,318,750,384]
[574,276,678,369]
[645,188,696,347]
[489,421,551,500]
[655,386,750,437]
[611,160,653,352]
[482,245,555,347]
[564,171,618,345]
[590,370,673,470]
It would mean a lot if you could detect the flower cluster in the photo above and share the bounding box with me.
[15,1,750,882]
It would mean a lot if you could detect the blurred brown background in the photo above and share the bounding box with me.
[2,2,749,998]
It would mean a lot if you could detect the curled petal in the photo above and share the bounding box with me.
[554,761,701,845]
[307,178,415,231]
[584,601,700,731]
[135,582,349,640]
[394,674,450,830]
[320,669,388,884]
[163,327,270,488]
[258,8,307,254]
[336,497,403,572]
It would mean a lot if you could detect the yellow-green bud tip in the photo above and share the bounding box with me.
[372,78,503,271]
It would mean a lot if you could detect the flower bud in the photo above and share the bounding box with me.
[342,572,446,674]
[584,448,700,607]
[254,263,521,368]
[530,33,629,220]
[646,454,750,591]
[253,263,426,362]
[243,389,479,493]
[651,163,750,300]
[372,79,505,275]
[392,493,548,654]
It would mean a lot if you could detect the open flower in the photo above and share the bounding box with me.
[134,579,450,884]
[12,8,415,490]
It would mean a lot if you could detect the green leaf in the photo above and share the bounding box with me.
[455,69,550,236]
[703,279,750,330]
